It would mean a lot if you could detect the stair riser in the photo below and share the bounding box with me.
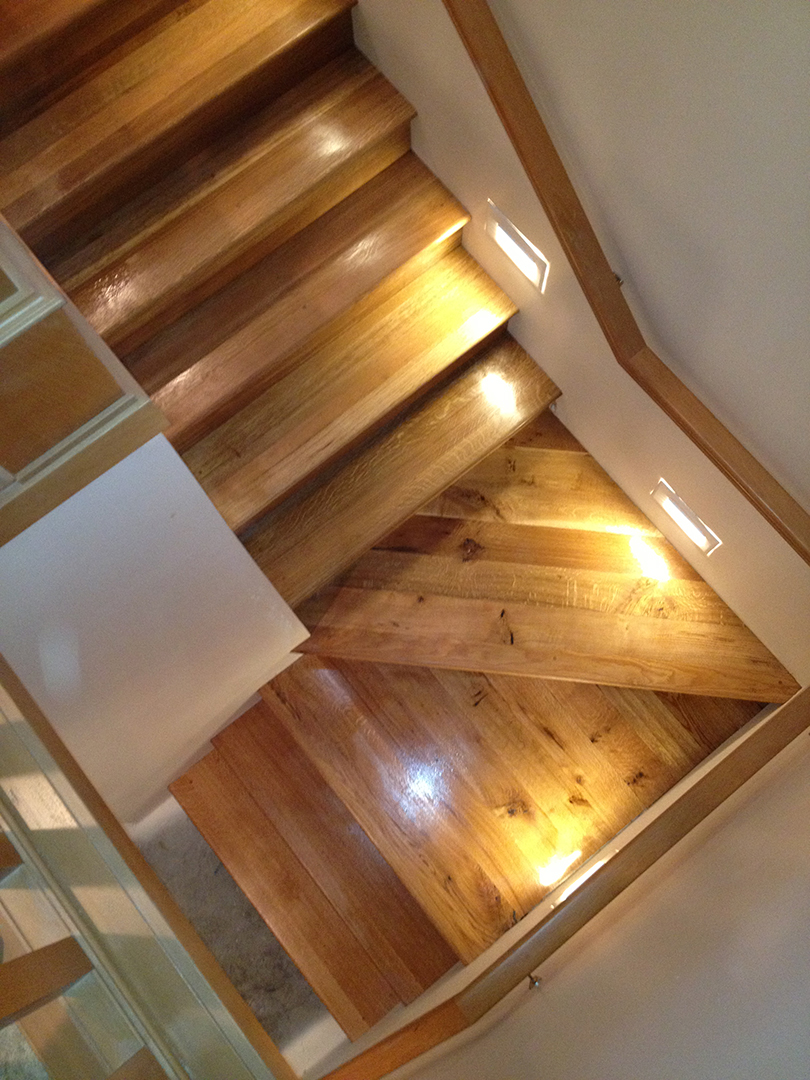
[9,8,356,260]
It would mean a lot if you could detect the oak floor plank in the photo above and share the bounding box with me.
[331,548,739,625]
[247,336,560,606]
[269,658,526,962]
[297,587,798,701]
[419,444,658,534]
[214,697,459,1001]
[185,249,515,531]
[169,749,400,1039]
[373,515,703,581]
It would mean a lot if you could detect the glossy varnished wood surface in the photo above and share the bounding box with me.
[246,335,560,606]
[263,654,761,963]
[321,683,810,1080]
[0,0,356,252]
[184,248,516,531]
[171,698,459,1038]
[213,698,459,997]
[298,414,799,702]
[65,53,414,353]
[135,153,468,448]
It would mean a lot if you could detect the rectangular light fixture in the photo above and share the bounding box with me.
[486,200,550,291]
[651,478,722,555]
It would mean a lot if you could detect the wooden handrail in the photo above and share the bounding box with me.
[440,0,810,567]
[322,684,810,1080]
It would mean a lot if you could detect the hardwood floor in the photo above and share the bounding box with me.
[297,413,799,702]
[259,654,761,963]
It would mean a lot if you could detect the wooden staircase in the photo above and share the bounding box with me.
[3,0,797,1055]
[0,0,560,1045]
[0,0,559,612]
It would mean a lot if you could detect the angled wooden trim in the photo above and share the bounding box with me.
[623,347,810,561]
[322,685,810,1080]
[440,0,810,568]
[0,399,166,547]
[0,832,21,879]
[109,1047,171,1080]
[0,937,93,1028]
[0,654,298,1080]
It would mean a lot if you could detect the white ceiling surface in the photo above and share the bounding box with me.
[353,0,810,683]
[395,725,810,1080]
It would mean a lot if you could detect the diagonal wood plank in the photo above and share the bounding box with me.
[170,750,402,1039]
[297,413,799,702]
[213,697,459,1002]
[298,586,797,701]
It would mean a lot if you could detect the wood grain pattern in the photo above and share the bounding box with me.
[0,0,356,253]
[441,0,810,568]
[0,0,185,139]
[321,684,810,1080]
[66,55,414,354]
[0,937,92,1026]
[137,153,467,448]
[0,308,123,472]
[264,654,761,967]
[213,697,459,1001]
[185,249,515,531]
[247,335,560,605]
[297,415,799,702]
[170,751,401,1039]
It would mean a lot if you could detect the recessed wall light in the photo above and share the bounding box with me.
[651,478,722,555]
[486,200,550,291]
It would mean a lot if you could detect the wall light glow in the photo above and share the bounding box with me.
[537,849,582,888]
[558,858,608,902]
[486,200,550,291]
[629,535,670,582]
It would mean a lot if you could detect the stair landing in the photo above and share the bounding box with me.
[296,413,800,702]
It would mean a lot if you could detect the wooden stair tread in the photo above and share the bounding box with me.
[263,656,760,963]
[170,748,401,1040]
[295,415,800,702]
[0,0,357,252]
[244,335,560,606]
[135,153,468,449]
[0,0,186,138]
[58,53,413,354]
[183,248,517,531]
[213,697,459,1001]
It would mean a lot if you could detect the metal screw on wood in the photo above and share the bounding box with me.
[527,974,541,989]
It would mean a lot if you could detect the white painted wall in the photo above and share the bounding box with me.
[0,436,307,823]
[394,726,810,1080]
[353,0,810,683]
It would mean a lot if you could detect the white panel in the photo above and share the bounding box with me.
[0,436,307,822]
[352,0,810,682]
